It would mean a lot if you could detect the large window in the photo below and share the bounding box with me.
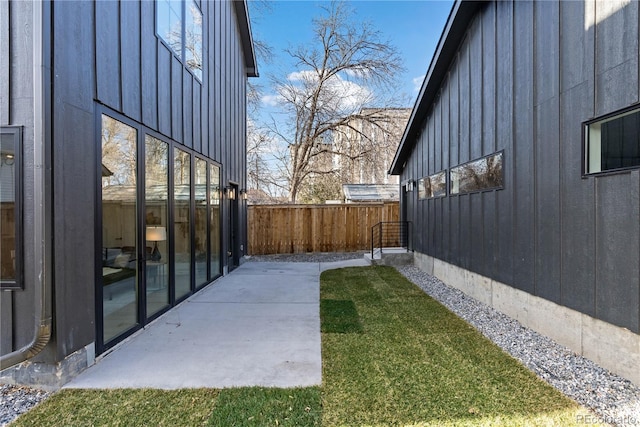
[0,127,21,289]
[156,0,203,80]
[174,148,192,300]
[194,157,208,287]
[450,152,504,195]
[585,106,640,174]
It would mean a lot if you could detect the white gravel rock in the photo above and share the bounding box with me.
[0,384,49,426]
[398,265,640,427]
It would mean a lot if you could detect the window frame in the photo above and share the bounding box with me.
[155,0,203,81]
[0,126,23,290]
[450,151,505,196]
[583,103,640,177]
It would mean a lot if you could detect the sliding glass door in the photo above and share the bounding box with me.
[101,115,139,343]
[145,135,170,317]
[98,110,224,352]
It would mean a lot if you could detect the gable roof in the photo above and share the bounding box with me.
[389,0,483,175]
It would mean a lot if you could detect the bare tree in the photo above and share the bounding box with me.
[266,1,404,202]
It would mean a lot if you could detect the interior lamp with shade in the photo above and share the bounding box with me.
[146,226,166,261]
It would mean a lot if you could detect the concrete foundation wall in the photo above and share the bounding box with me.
[414,251,640,386]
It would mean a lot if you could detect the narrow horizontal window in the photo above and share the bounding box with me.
[450,151,503,195]
[418,171,447,200]
[585,106,640,174]
[1,127,22,289]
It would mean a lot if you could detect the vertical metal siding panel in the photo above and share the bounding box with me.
[534,1,559,106]
[183,74,193,149]
[0,293,12,353]
[428,118,436,254]
[559,1,596,316]
[440,83,450,261]
[171,56,183,143]
[459,39,471,270]
[469,15,484,274]
[95,0,121,110]
[53,0,96,357]
[595,173,640,333]
[470,16,483,159]
[0,0,9,125]
[459,43,470,164]
[141,0,158,130]
[120,0,141,122]
[512,0,535,294]
[157,44,172,137]
[434,98,442,171]
[482,3,497,278]
[534,97,561,302]
[560,84,596,315]
[449,64,460,266]
[533,1,561,303]
[595,0,639,116]
[482,2,496,155]
[215,0,222,162]
[494,0,514,286]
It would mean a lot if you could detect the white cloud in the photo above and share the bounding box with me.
[280,69,373,113]
[261,94,282,107]
[412,75,425,93]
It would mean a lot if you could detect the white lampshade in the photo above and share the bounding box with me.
[146,226,166,242]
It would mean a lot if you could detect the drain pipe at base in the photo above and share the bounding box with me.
[0,0,52,371]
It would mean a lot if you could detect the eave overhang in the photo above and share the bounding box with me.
[389,0,484,175]
[233,0,259,77]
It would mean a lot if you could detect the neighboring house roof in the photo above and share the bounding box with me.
[233,0,259,77]
[342,184,399,202]
[389,0,482,175]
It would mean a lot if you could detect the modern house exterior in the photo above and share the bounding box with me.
[391,0,640,385]
[1,0,257,387]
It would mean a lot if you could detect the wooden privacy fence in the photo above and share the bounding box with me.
[248,202,399,254]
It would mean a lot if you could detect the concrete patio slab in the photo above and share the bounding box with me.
[64,259,367,390]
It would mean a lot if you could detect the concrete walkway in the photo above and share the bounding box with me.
[65,259,369,390]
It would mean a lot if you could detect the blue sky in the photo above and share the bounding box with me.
[248,0,454,109]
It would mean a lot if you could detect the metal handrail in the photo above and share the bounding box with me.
[370,221,412,259]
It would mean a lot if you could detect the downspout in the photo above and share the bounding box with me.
[0,0,52,370]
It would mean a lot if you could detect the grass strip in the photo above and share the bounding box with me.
[12,265,601,427]
[320,266,598,427]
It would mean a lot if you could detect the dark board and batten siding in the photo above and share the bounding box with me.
[45,0,248,361]
[402,0,640,334]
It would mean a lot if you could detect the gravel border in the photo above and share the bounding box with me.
[3,254,639,426]
[398,265,640,427]
[0,385,49,427]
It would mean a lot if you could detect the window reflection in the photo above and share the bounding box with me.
[209,164,220,279]
[145,135,169,316]
[156,0,202,80]
[0,129,19,288]
[186,0,203,80]
[101,115,139,342]
[418,171,447,200]
[450,152,503,195]
[195,158,207,286]
[174,148,191,299]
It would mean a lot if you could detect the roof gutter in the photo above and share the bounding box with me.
[1,0,52,371]
[389,0,483,175]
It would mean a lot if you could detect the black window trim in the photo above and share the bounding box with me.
[449,150,505,196]
[154,0,203,82]
[0,126,23,290]
[582,102,640,177]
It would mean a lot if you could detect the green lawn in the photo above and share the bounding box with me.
[12,266,597,427]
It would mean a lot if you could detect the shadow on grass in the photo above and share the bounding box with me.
[320,266,599,427]
[321,299,363,334]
